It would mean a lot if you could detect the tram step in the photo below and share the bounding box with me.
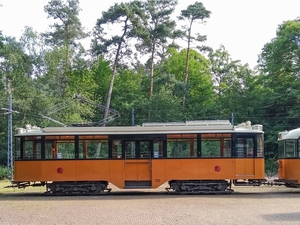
[124,180,151,188]
[124,186,152,189]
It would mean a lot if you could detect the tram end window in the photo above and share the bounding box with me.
[285,140,296,158]
[257,134,264,157]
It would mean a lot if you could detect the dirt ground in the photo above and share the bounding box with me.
[1,182,300,225]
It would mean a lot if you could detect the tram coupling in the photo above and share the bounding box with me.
[262,179,300,187]
[5,181,46,189]
[233,179,266,187]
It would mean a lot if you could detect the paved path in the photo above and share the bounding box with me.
[1,185,300,225]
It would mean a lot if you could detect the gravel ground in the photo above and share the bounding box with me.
[1,184,300,225]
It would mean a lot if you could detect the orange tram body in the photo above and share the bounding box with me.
[276,128,300,187]
[12,120,266,194]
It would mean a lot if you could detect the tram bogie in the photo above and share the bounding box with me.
[167,180,232,194]
[47,181,111,194]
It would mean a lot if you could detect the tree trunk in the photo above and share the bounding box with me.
[103,17,129,126]
[149,42,156,98]
[183,20,193,107]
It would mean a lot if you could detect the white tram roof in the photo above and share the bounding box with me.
[278,128,300,140]
[15,120,263,136]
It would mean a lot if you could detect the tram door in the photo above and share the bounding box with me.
[124,140,152,188]
[235,135,256,176]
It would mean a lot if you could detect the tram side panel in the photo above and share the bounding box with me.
[278,159,299,183]
[14,161,42,182]
[14,160,126,189]
[254,158,265,178]
[152,158,265,188]
[42,161,77,181]
[197,158,236,179]
[14,157,265,189]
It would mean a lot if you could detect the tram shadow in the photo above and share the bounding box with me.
[1,184,300,201]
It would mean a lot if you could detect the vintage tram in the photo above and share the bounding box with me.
[276,128,300,187]
[12,120,265,194]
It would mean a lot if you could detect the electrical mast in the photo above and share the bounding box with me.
[1,81,19,182]
[7,92,12,181]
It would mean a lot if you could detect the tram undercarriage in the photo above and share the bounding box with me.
[46,181,111,195]
[166,180,233,194]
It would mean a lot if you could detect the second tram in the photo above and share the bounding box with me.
[276,128,300,187]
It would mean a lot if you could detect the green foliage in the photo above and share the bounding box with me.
[258,18,300,158]
[90,57,112,101]
[265,157,278,178]
[135,0,178,97]
[42,0,88,104]
[135,86,184,123]
[179,1,211,23]
[259,19,300,78]
[178,1,211,90]
[92,1,145,59]
[0,31,3,49]
[43,0,87,47]
[0,166,7,180]
[163,47,214,117]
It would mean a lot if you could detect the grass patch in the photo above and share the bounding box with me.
[0,180,46,194]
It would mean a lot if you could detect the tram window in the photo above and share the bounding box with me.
[57,142,75,159]
[246,139,254,157]
[23,140,42,159]
[285,140,296,158]
[15,138,21,159]
[45,142,54,159]
[223,140,232,157]
[278,141,285,158]
[257,134,264,157]
[202,140,220,157]
[139,141,150,158]
[154,140,163,158]
[125,141,136,158]
[112,140,122,158]
[79,140,109,159]
[167,139,196,158]
[236,137,254,157]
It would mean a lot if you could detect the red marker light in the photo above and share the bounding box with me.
[214,165,221,172]
[57,167,63,174]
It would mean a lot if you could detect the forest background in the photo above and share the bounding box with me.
[0,0,300,175]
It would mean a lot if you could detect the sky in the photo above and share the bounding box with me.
[0,0,299,68]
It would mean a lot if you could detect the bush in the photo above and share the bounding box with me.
[0,166,7,180]
[265,157,278,178]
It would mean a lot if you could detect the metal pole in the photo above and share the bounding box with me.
[132,108,135,126]
[231,113,234,126]
[7,93,13,181]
